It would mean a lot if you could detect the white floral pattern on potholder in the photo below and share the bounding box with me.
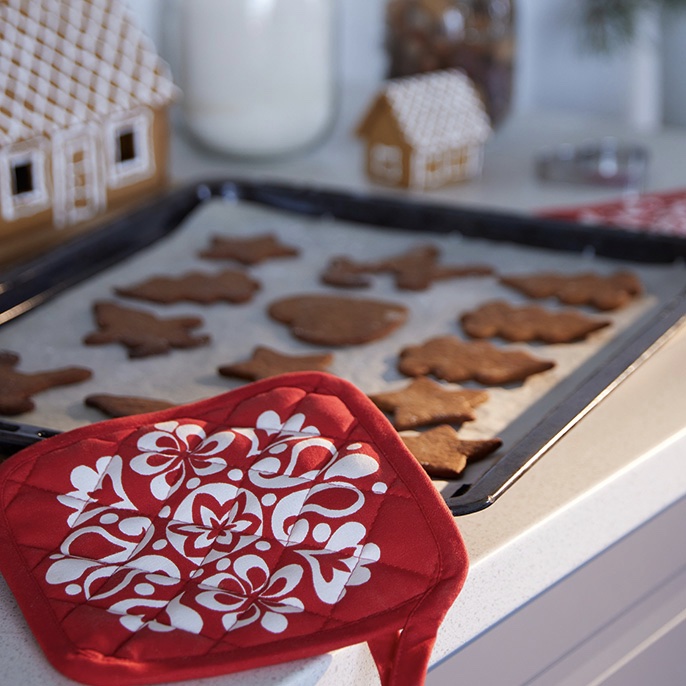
[47,410,383,637]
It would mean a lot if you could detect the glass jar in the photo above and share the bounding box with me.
[385,0,515,126]
[176,0,337,158]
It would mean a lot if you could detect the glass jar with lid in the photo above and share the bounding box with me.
[385,0,515,126]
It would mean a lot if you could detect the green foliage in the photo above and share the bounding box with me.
[581,0,686,52]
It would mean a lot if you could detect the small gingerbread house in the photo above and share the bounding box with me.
[0,0,177,261]
[356,69,491,191]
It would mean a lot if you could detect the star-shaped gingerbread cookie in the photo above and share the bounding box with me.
[398,335,555,385]
[218,346,334,381]
[83,302,210,358]
[199,233,299,265]
[500,270,642,311]
[0,350,92,415]
[368,377,488,430]
[400,425,502,479]
[460,300,611,343]
[115,269,260,305]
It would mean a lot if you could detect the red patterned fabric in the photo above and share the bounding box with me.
[0,372,468,685]
[540,188,686,236]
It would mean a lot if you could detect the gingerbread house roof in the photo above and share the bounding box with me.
[0,0,176,147]
[360,69,491,153]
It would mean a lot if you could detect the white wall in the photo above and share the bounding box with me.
[663,11,686,127]
[515,0,686,128]
[514,0,627,117]
[129,0,686,129]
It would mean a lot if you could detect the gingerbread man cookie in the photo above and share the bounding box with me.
[0,351,92,416]
[84,302,210,358]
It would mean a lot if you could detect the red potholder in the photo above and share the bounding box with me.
[0,372,468,686]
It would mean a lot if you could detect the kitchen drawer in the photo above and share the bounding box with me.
[427,495,686,685]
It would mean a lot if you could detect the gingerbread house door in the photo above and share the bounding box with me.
[51,125,105,228]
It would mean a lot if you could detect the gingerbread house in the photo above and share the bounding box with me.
[0,0,177,262]
[356,69,491,191]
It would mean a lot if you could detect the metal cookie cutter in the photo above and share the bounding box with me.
[535,138,649,190]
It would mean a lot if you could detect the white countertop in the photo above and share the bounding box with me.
[2,98,686,685]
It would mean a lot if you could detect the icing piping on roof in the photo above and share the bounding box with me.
[0,0,177,145]
[384,69,491,153]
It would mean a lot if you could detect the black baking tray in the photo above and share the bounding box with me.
[1,178,685,515]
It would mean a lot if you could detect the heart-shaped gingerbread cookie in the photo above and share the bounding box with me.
[268,295,408,346]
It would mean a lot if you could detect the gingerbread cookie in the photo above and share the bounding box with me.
[400,425,502,479]
[320,257,373,288]
[218,346,334,381]
[0,351,92,416]
[500,270,642,311]
[398,335,555,385]
[199,233,299,265]
[368,377,488,430]
[115,269,260,305]
[368,244,493,291]
[321,244,492,291]
[85,393,177,418]
[268,294,408,346]
[460,300,612,343]
[84,302,210,358]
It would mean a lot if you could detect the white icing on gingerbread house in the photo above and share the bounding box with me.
[356,69,491,190]
[0,0,176,249]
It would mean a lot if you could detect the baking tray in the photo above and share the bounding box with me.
[1,178,685,516]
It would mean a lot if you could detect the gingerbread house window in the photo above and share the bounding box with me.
[449,147,468,175]
[0,143,50,221]
[116,129,137,164]
[106,110,154,188]
[424,151,449,188]
[370,144,402,183]
[11,161,34,196]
